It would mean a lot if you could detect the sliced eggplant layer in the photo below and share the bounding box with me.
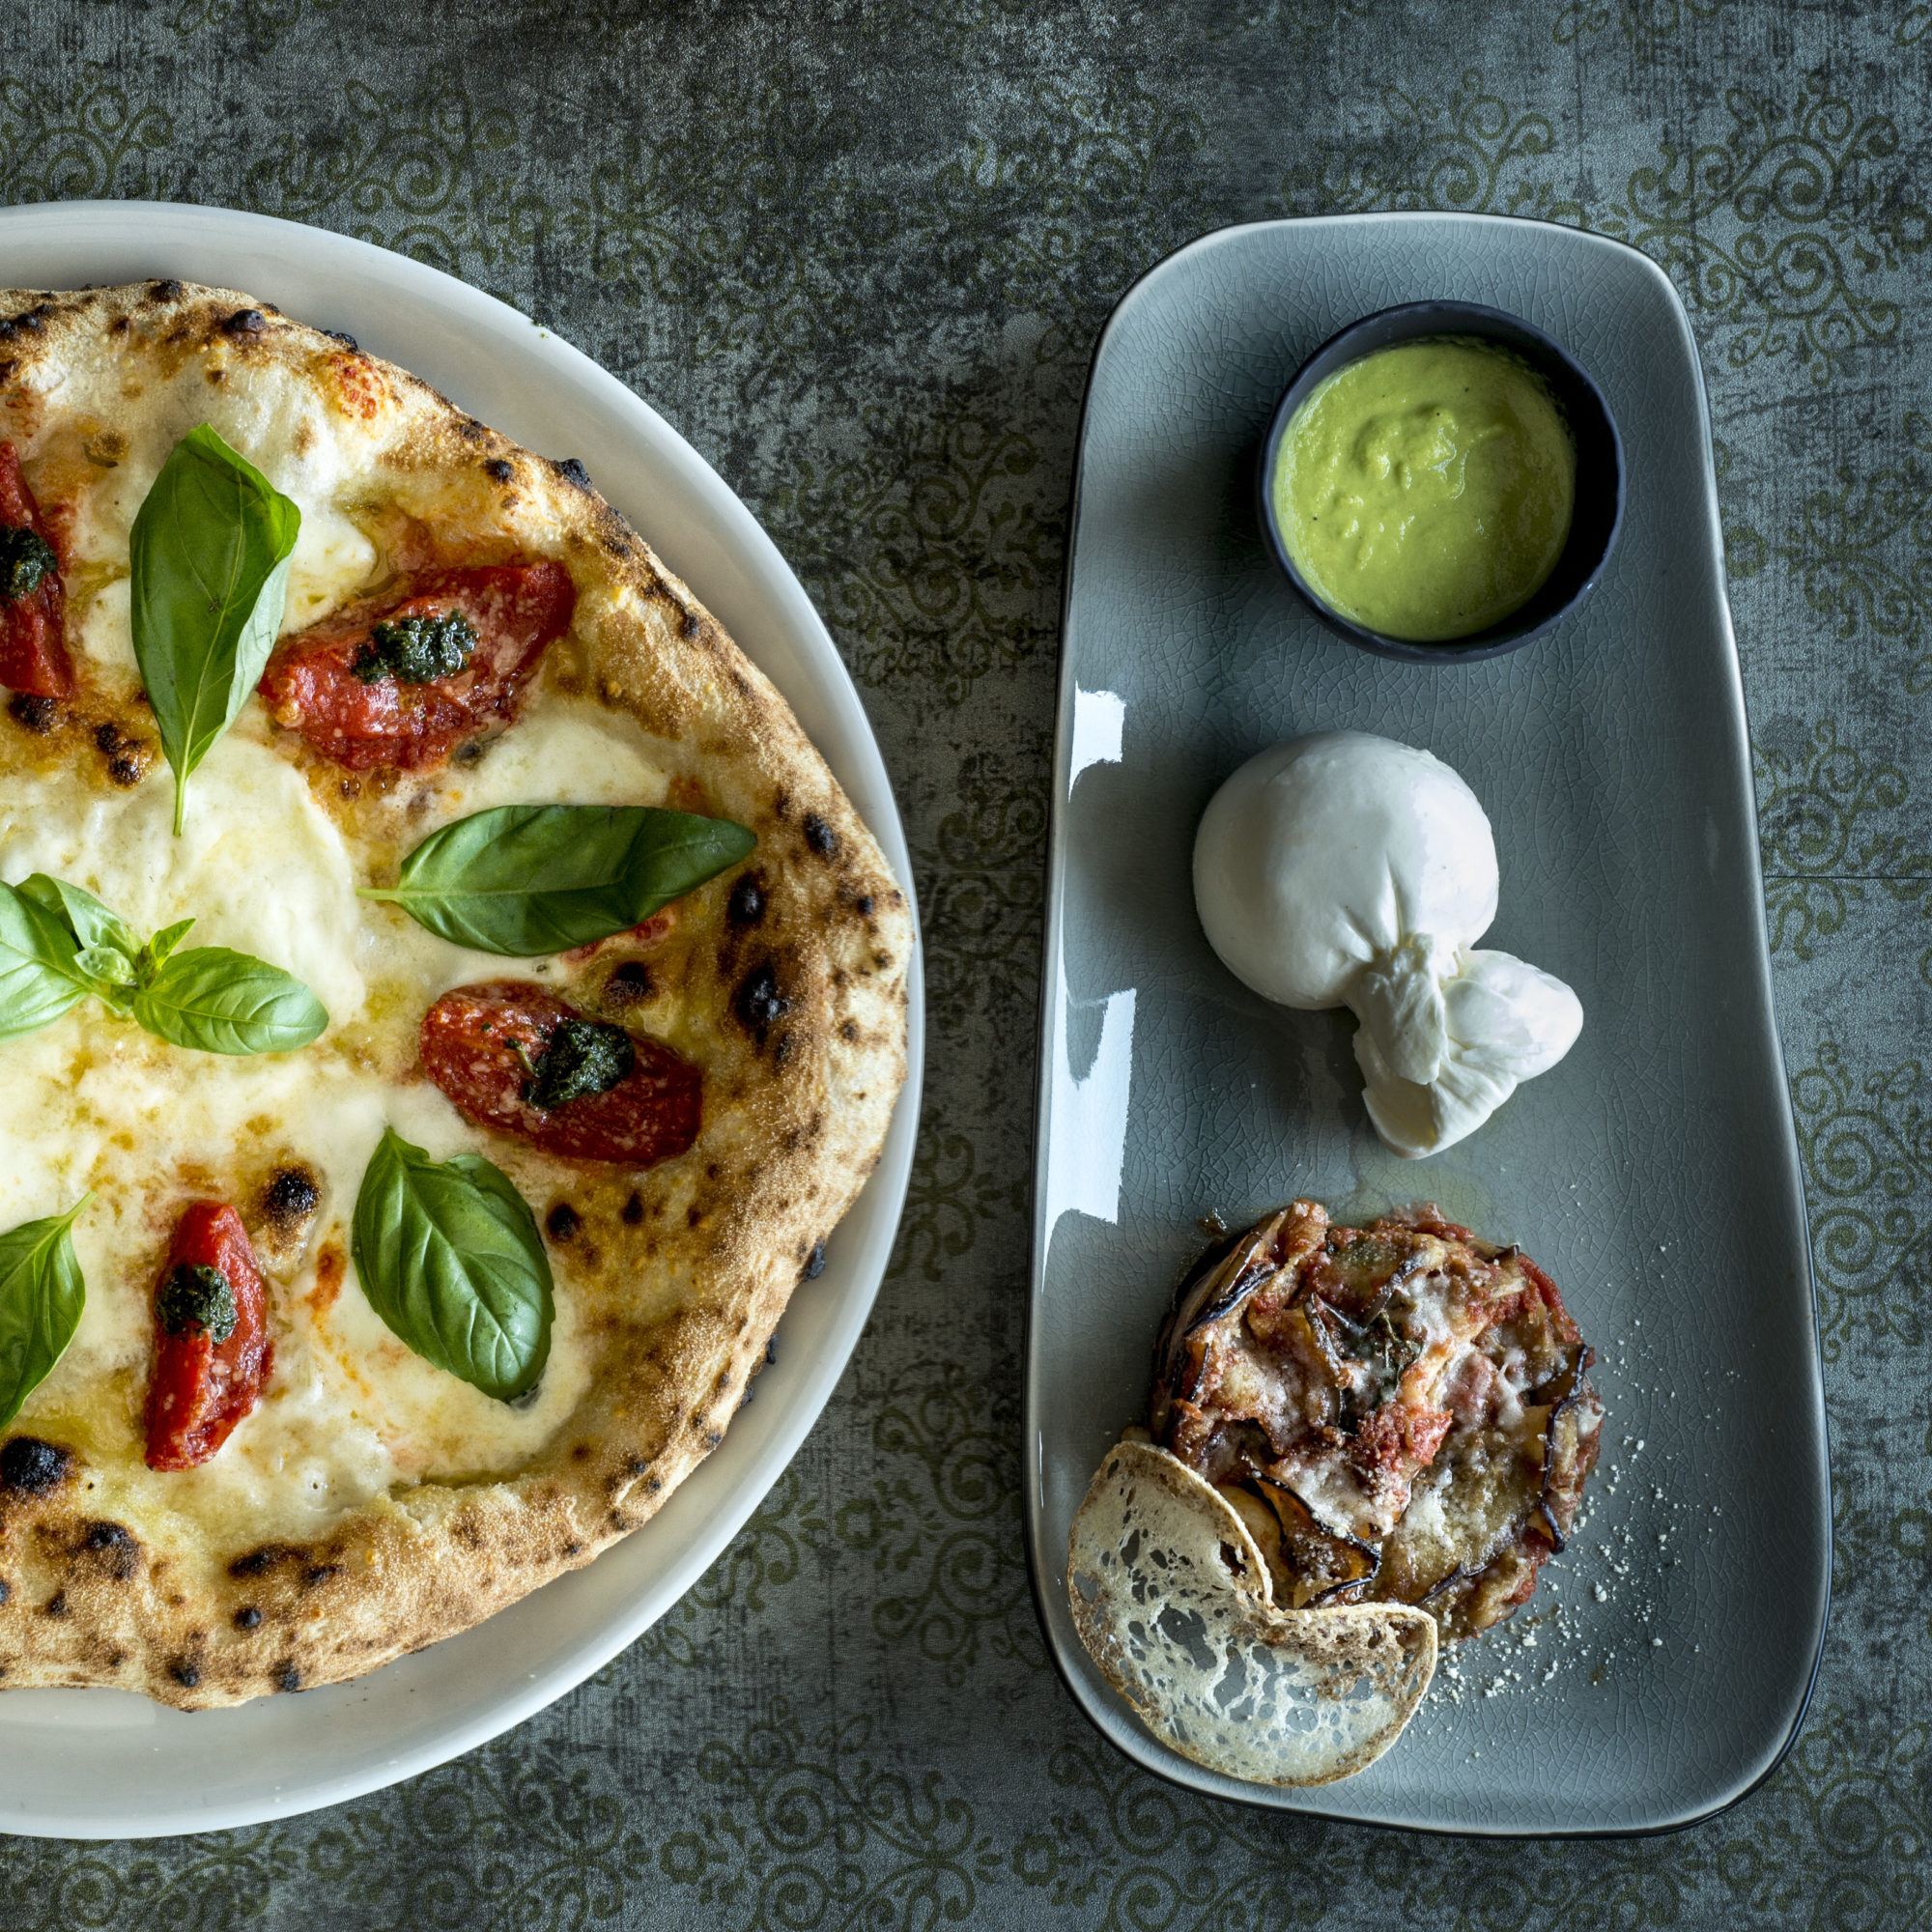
[1152,1200,1604,1640]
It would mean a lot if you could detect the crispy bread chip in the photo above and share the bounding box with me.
[1066,1439,1436,1786]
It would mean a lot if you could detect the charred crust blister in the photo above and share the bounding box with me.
[545,1202,581,1242]
[168,1660,201,1689]
[483,457,514,482]
[233,1605,262,1631]
[802,813,838,857]
[603,960,652,1008]
[221,308,269,337]
[727,876,766,927]
[82,1521,140,1579]
[146,279,185,303]
[1,1436,71,1493]
[552,457,592,491]
[323,329,358,351]
[734,962,791,1042]
[228,1545,290,1579]
[800,1241,827,1282]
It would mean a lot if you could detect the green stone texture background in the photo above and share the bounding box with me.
[2,0,1929,1923]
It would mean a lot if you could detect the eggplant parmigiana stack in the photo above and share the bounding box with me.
[1151,1200,1603,1639]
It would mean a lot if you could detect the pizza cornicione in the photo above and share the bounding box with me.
[0,279,911,1708]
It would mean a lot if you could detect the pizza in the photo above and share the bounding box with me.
[0,279,911,1707]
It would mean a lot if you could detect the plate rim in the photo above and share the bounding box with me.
[1021,209,1830,1838]
[0,197,924,1839]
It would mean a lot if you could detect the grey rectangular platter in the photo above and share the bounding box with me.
[1024,213,1830,1835]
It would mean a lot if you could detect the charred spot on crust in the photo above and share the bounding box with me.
[93,722,121,753]
[229,1545,291,1579]
[221,308,268,336]
[82,1521,140,1579]
[727,876,766,926]
[234,1605,262,1631]
[855,895,874,917]
[621,1191,645,1225]
[7,693,58,734]
[147,279,185,303]
[0,1579,10,1606]
[553,457,592,491]
[1,1435,71,1493]
[604,960,652,1008]
[324,328,358,350]
[545,1202,580,1242]
[302,1564,339,1588]
[680,610,701,640]
[802,813,838,856]
[801,1241,827,1282]
[734,962,790,1043]
[0,304,51,341]
[484,457,513,481]
[44,1590,68,1617]
[277,1663,301,1693]
[169,1660,201,1689]
[773,1031,794,1069]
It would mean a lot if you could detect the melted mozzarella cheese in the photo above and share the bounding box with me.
[0,697,663,1541]
[0,732,367,1022]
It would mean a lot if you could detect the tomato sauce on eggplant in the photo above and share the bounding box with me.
[1151,1199,1603,1639]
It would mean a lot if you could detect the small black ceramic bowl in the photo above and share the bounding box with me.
[1258,299,1624,665]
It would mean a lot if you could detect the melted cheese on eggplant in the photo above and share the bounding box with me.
[1,674,669,1541]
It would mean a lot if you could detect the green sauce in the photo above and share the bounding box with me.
[1272,337,1577,642]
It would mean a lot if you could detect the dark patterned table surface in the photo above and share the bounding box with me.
[4,2,1928,1924]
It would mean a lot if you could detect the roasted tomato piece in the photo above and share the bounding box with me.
[258,559,575,770]
[420,980,701,1167]
[143,1203,273,1472]
[0,441,73,698]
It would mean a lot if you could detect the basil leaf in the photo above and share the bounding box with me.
[130,424,300,835]
[18,873,140,959]
[0,1196,89,1430]
[141,919,197,975]
[362,804,757,955]
[74,946,139,1008]
[131,947,328,1056]
[351,1126,553,1401]
[0,882,89,1041]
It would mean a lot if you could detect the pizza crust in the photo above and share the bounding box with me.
[0,281,912,1706]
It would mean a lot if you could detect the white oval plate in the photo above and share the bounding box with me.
[0,201,923,1840]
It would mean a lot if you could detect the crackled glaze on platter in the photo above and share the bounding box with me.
[1025,213,1827,1835]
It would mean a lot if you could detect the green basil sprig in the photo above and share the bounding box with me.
[360,804,756,955]
[351,1127,553,1402]
[0,1196,90,1430]
[0,873,327,1055]
[130,424,301,835]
